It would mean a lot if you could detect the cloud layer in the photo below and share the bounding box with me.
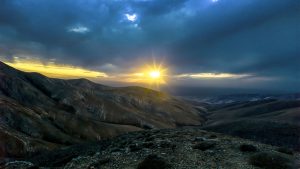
[0,0,299,91]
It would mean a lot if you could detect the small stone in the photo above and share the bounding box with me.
[194,137,207,141]
[4,161,35,169]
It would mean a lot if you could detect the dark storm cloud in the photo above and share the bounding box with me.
[0,0,299,89]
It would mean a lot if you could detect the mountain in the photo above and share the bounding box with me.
[202,99,300,151]
[3,128,299,169]
[0,61,205,158]
[183,93,300,105]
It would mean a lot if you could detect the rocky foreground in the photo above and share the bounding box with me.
[3,127,299,169]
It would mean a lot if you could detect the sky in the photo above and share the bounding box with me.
[0,0,299,93]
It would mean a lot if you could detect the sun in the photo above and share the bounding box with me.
[134,60,168,87]
[149,71,161,79]
[145,62,167,87]
[129,60,168,89]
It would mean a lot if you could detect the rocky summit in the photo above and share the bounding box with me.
[3,128,300,169]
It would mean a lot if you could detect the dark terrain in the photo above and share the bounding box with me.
[3,128,300,169]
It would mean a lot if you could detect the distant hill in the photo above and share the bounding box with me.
[202,99,300,151]
[183,93,300,105]
[0,61,205,157]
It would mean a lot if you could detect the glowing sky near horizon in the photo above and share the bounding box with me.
[3,58,254,86]
[4,58,107,79]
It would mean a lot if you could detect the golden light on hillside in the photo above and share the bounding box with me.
[4,58,107,79]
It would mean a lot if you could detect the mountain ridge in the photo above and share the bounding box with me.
[0,61,205,157]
